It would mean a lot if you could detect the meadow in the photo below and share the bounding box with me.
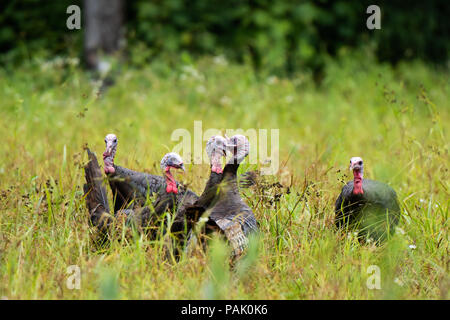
[0,51,448,299]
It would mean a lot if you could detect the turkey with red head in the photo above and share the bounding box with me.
[183,134,258,258]
[122,151,199,238]
[334,157,401,243]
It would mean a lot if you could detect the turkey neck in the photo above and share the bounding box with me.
[202,150,226,191]
[201,172,223,196]
[222,156,242,187]
[103,147,116,174]
[189,171,223,210]
[352,169,364,195]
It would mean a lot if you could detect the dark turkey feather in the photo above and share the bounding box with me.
[184,161,258,258]
[172,172,222,233]
[83,148,113,230]
[123,180,198,239]
[209,162,258,234]
[173,169,259,237]
[107,165,165,213]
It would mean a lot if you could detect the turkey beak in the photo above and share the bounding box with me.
[168,163,185,172]
[105,145,112,156]
[221,146,229,156]
[350,162,361,171]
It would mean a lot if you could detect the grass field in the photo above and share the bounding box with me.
[0,51,448,299]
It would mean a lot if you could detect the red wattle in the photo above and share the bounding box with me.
[166,183,178,194]
[104,166,115,174]
[211,164,223,174]
[352,170,364,195]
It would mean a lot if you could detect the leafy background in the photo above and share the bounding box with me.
[1,0,449,75]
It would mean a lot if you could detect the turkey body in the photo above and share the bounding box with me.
[172,169,259,238]
[107,165,165,213]
[335,179,401,242]
[129,183,199,238]
[209,163,258,237]
[184,162,258,257]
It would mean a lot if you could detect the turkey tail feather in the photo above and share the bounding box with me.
[83,148,112,229]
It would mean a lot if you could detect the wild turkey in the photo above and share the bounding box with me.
[122,152,199,238]
[183,135,258,258]
[169,135,233,254]
[334,157,401,243]
[103,133,167,213]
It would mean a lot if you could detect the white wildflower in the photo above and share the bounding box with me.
[220,96,232,107]
[181,65,204,81]
[67,57,79,67]
[285,95,294,103]
[97,60,111,77]
[213,55,228,66]
[196,85,206,94]
[266,76,278,85]
[394,278,404,286]
[53,56,64,68]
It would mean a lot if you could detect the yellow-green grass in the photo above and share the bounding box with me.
[0,52,448,299]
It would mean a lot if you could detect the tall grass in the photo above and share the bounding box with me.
[0,51,448,299]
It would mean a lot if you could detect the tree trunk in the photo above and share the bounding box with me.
[83,0,124,70]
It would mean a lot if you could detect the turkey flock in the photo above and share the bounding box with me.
[83,133,401,261]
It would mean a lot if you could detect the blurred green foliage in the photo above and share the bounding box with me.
[1,0,448,74]
[0,0,82,64]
